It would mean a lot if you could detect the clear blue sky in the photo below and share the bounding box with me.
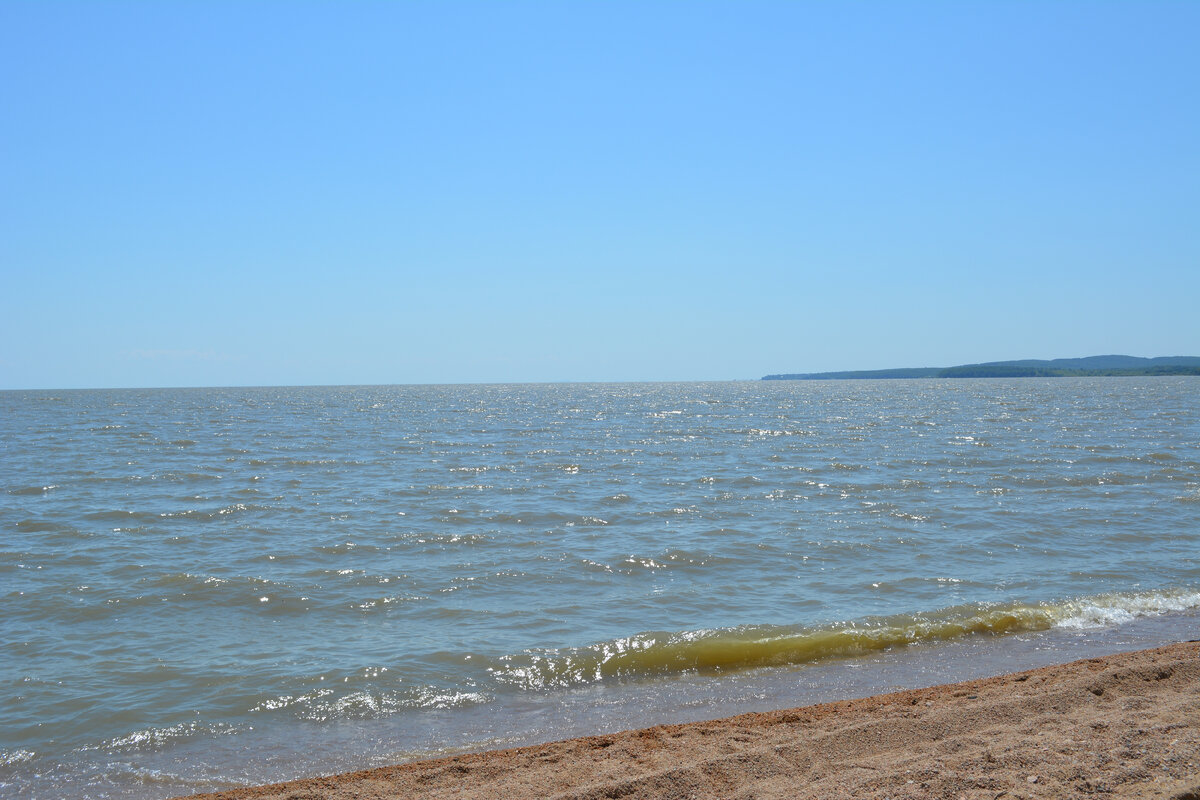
[3,2,1198,388]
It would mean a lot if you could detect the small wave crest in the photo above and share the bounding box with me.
[106,572,311,614]
[251,685,490,721]
[80,721,238,754]
[0,748,36,767]
[7,484,58,496]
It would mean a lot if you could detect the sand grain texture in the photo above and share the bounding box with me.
[181,641,1200,800]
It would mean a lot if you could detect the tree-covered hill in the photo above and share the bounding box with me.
[764,356,1200,380]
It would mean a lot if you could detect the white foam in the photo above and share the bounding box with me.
[1053,589,1200,630]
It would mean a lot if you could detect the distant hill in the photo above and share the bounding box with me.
[763,355,1200,380]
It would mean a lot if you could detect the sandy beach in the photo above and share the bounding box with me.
[178,641,1199,800]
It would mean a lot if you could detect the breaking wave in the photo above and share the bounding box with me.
[487,587,1200,689]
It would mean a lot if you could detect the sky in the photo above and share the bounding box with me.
[2,2,1198,389]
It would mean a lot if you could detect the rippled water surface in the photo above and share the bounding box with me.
[2,379,1198,798]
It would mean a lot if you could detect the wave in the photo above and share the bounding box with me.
[250,686,490,721]
[102,572,313,615]
[7,484,58,496]
[82,721,238,754]
[486,587,1200,690]
[0,748,35,767]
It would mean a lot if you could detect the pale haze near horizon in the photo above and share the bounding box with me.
[2,2,1197,390]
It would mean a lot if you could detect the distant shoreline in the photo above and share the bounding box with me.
[764,354,1200,380]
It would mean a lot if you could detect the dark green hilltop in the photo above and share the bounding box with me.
[763,355,1200,380]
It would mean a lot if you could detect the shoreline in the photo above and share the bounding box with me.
[178,641,1200,800]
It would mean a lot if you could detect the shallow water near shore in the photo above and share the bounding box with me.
[2,379,1198,798]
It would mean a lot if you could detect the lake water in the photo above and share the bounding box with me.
[2,379,1198,798]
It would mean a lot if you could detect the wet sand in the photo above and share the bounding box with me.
[180,641,1200,800]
